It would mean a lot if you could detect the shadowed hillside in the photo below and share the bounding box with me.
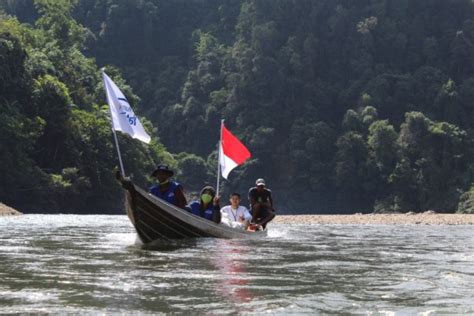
[1,0,474,214]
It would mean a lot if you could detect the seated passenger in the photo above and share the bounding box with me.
[188,186,221,223]
[149,164,187,208]
[248,178,275,228]
[220,193,252,230]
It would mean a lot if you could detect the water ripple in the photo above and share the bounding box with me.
[0,215,473,314]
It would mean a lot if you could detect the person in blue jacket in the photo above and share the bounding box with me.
[149,164,187,208]
[188,186,221,223]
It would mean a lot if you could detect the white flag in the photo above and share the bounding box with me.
[102,71,151,144]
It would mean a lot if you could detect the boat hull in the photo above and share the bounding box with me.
[123,183,267,243]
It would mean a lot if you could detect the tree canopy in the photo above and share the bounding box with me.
[1,0,474,213]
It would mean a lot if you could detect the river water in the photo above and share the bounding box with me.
[0,215,473,314]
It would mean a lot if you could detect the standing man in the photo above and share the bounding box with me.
[248,178,275,228]
[149,164,187,209]
[220,193,252,230]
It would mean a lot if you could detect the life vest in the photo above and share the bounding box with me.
[189,201,214,220]
[150,181,180,205]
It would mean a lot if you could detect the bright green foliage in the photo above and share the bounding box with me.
[176,153,212,192]
[456,186,474,214]
[0,7,175,213]
[386,112,468,212]
[2,0,474,213]
[368,120,398,175]
[335,131,374,211]
[34,0,84,50]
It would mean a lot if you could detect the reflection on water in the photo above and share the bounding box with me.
[0,215,473,314]
[212,240,254,307]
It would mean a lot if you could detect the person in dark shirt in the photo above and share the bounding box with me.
[188,186,221,223]
[149,164,187,209]
[248,178,275,228]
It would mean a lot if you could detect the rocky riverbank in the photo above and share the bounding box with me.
[274,212,474,225]
[0,203,22,216]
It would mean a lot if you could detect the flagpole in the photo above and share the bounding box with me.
[216,119,224,196]
[112,128,126,176]
[102,69,126,177]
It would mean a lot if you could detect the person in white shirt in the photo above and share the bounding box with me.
[220,193,252,230]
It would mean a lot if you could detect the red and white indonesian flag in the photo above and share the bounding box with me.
[219,122,251,179]
[102,71,151,144]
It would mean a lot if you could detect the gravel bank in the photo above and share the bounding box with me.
[0,203,22,216]
[274,213,474,225]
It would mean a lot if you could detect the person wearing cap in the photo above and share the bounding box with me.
[149,164,187,208]
[187,186,221,223]
[248,178,275,228]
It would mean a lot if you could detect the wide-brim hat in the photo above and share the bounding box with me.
[151,164,174,177]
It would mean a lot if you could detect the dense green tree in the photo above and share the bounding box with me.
[456,186,474,214]
[0,5,176,213]
[31,74,72,169]
[384,112,468,212]
[176,152,212,192]
[334,132,372,211]
[0,29,45,209]
[368,120,398,178]
[2,0,474,213]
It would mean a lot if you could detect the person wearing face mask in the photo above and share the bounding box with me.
[149,164,187,209]
[188,186,221,223]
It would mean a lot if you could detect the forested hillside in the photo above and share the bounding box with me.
[0,0,175,213]
[1,0,474,213]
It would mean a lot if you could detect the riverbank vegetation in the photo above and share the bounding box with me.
[0,0,175,213]
[1,0,474,214]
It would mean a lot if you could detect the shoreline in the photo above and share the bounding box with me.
[0,205,472,225]
[0,203,22,216]
[274,213,474,225]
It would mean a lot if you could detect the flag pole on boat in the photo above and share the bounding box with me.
[101,68,151,177]
[216,119,224,196]
[111,122,126,176]
[217,120,252,196]
[102,69,126,176]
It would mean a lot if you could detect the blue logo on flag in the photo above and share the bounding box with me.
[118,97,137,126]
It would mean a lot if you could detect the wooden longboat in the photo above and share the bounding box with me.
[121,181,267,243]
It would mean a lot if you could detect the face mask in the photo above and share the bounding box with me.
[201,193,213,204]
